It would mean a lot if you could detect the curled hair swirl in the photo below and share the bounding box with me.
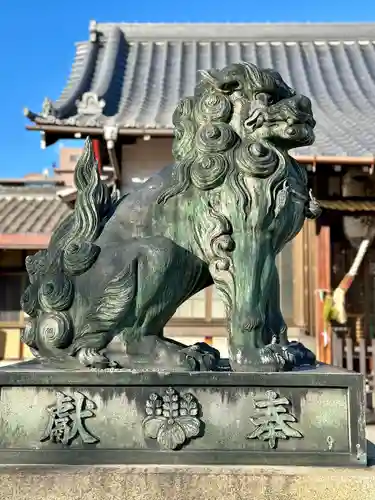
[25,251,47,284]
[211,232,235,272]
[37,311,74,349]
[158,73,237,203]
[20,319,37,349]
[172,97,197,162]
[236,141,279,178]
[190,123,237,191]
[195,89,232,124]
[38,274,74,312]
[205,203,236,313]
[20,285,38,317]
[196,123,237,153]
[191,154,229,191]
[64,241,101,276]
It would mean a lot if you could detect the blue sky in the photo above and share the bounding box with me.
[1,0,374,178]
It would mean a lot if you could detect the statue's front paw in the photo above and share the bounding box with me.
[260,341,316,371]
[76,347,120,369]
[281,341,316,367]
[179,342,221,371]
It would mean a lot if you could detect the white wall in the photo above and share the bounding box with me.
[121,138,173,189]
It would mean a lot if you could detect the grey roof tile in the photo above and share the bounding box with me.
[25,23,375,157]
[0,187,71,234]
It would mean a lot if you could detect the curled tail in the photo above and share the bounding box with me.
[21,138,119,358]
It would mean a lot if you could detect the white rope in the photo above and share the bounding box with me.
[348,239,371,276]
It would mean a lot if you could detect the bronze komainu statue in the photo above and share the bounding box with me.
[21,62,321,372]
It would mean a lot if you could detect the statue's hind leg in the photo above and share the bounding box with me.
[115,237,220,371]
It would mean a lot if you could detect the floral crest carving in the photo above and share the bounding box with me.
[142,387,202,450]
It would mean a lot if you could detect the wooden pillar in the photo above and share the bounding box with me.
[18,269,28,360]
[304,220,316,337]
[292,228,306,329]
[204,287,213,345]
[92,139,102,174]
[205,287,212,323]
[315,223,332,363]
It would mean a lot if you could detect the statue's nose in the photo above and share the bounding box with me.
[298,95,312,113]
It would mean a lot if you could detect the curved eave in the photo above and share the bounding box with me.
[55,41,100,119]
[23,39,97,122]
[24,24,126,123]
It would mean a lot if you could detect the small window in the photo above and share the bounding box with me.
[69,154,80,163]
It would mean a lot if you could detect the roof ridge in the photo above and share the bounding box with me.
[0,193,61,200]
[95,21,375,26]
[94,21,375,42]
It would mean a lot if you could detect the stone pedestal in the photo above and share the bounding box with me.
[0,465,374,500]
[0,360,366,467]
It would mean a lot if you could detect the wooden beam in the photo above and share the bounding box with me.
[315,223,332,364]
[0,267,26,274]
[0,234,50,249]
[25,124,375,166]
[320,196,375,202]
[26,125,104,135]
[296,155,375,165]
[107,147,121,181]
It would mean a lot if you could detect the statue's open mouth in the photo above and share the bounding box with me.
[244,109,316,133]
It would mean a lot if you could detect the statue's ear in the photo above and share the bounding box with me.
[198,69,240,93]
[198,69,220,85]
[263,68,282,80]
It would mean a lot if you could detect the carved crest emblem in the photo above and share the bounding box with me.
[142,387,202,450]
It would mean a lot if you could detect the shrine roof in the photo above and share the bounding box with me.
[0,183,71,249]
[24,22,375,157]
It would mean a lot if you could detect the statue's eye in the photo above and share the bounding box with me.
[255,92,275,105]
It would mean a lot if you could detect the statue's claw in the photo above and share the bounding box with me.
[76,347,120,369]
[179,342,221,371]
[259,341,316,371]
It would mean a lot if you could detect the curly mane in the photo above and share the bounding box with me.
[158,62,293,205]
[157,62,294,317]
